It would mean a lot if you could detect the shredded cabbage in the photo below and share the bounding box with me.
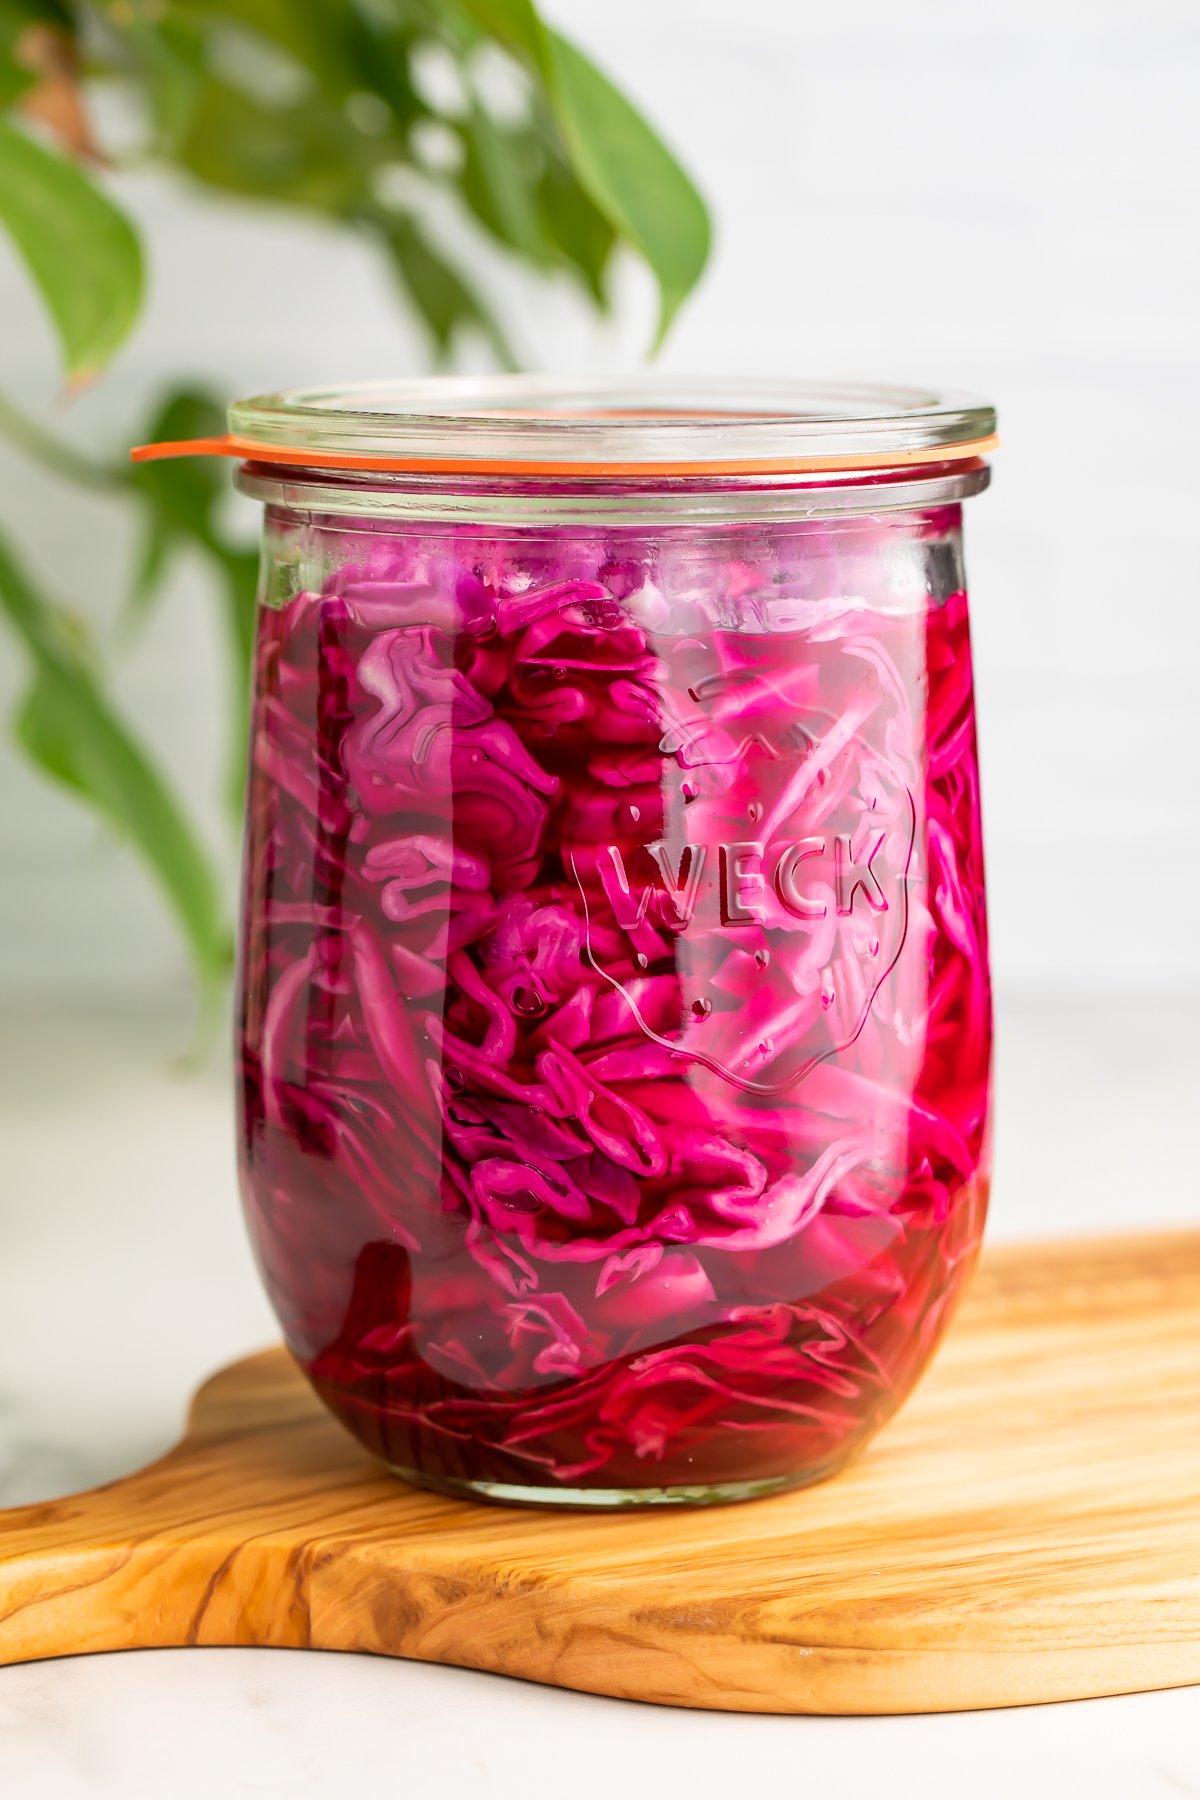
[237,503,991,1495]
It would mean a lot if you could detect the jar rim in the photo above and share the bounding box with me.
[133,375,997,480]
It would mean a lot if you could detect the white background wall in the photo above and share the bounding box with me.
[2,0,1198,1007]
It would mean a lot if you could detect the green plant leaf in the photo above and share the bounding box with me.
[0,0,72,101]
[383,215,514,365]
[0,0,70,29]
[0,116,144,380]
[129,388,228,547]
[0,528,228,997]
[0,49,34,107]
[164,0,334,77]
[535,150,616,305]
[175,76,370,211]
[454,0,542,61]
[167,0,420,119]
[542,32,709,338]
[456,2,708,336]
[127,386,260,816]
[107,11,207,150]
[459,105,548,264]
[125,387,230,627]
[126,510,171,624]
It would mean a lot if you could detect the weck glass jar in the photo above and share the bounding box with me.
[144,378,996,1507]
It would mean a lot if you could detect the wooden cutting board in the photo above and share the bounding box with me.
[2,1230,1198,1714]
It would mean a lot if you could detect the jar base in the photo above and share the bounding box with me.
[386,1462,837,1511]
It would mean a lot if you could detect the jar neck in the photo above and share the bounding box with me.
[235,460,990,528]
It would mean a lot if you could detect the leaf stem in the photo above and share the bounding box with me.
[0,390,126,494]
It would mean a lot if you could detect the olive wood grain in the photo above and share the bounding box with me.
[1,1231,1198,1714]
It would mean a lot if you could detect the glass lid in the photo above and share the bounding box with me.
[223,376,997,476]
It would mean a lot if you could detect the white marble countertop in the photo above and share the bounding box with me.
[2,1002,1198,1799]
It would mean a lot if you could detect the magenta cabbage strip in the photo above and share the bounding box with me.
[237,505,991,1494]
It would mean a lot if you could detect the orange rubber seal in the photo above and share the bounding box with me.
[130,432,999,480]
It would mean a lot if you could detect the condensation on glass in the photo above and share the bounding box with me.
[229,379,996,1507]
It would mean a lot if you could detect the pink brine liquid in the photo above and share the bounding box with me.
[237,505,991,1501]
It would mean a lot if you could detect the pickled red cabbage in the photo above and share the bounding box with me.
[237,503,991,1497]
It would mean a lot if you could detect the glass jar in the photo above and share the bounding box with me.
[162,378,996,1507]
